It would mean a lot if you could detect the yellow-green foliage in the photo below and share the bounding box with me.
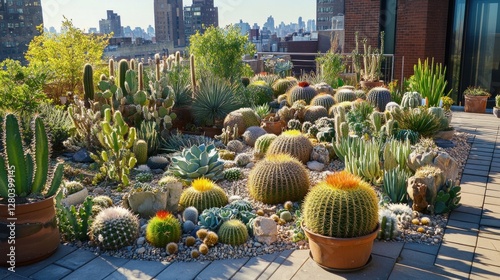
[179,178,228,212]
[266,130,313,164]
[146,210,182,248]
[303,171,379,238]
[217,219,249,245]
[248,154,310,204]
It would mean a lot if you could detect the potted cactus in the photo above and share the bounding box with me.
[352,32,385,89]
[493,95,500,118]
[464,86,491,113]
[302,171,379,270]
[0,114,64,265]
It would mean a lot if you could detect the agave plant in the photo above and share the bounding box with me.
[167,143,224,182]
[192,78,241,126]
[391,107,441,138]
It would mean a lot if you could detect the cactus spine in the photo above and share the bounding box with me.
[83,63,94,108]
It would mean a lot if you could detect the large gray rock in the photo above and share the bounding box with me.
[126,192,168,218]
[307,161,325,172]
[407,151,437,172]
[433,151,459,182]
[242,126,267,147]
[252,217,278,245]
[408,167,445,209]
[310,144,330,164]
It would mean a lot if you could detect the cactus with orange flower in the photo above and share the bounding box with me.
[146,210,182,248]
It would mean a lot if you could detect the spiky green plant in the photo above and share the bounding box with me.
[246,81,274,106]
[253,133,278,158]
[218,219,249,246]
[311,94,335,111]
[223,167,242,181]
[137,121,159,157]
[400,92,422,108]
[383,139,411,171]
[382,167,411,203]
[409,58,451,107]
[391,108,441,138]
[303,171,379,238]
[394,129,419,145]
[344,138,383,185]
[167,143,224,182]
[56,193,93,242]
[159,132,213,153]
[90,206,139,250]
[335,88,357,103]
[91,108,137,186]
[248,154,310,204]
[0,114,64,201]
[192,78,241,126]
[146,210,182,248]
[36,103,72,150]
[179,178,228,212]
[133,140,148,165]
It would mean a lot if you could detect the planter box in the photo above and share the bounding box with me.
[464,95,488,113]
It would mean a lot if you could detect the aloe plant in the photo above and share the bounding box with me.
[0,114,64,202]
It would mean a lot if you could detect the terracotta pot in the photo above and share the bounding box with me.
[261,120,284,135]
[0,197,60,266]
[303,223,379,270]
[360,81,384,90]
[464,95,488,113]
[493,107,500,118]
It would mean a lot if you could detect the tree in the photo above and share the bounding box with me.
[25,18,110,100]
[188,25,256,81]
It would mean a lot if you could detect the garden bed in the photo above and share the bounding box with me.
[58,132,471,263]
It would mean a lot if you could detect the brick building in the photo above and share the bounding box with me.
[154,0,185,47]
[339,0,500,105]
[184,0,218,45]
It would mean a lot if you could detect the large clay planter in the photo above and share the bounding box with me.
[464,95,488,113]
[303,223,379,270]
[261,120,284,135]
[360,81,384,90]
[0,197,60,266]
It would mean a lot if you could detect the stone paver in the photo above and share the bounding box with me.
[54,248,97,271]
[470,262,500,279]
[268,249,309,280]
[104,259,168,280]
[62,256,129,280]
[194,258,249,280]
[155,261,210,280]
[30,264,72,280]
[231,252,279,280]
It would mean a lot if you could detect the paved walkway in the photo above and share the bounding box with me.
[2,111,500,280]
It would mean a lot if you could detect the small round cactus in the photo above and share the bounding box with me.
[284,201,294,211]
[218,220,249,246]
[248,154,310,204]
[280,211,292,222]
[287,119,302,131]
[223,167,243,181]
[227,200,253,212]
[199,244,209,255]
[133,140,148,165]
[90,207,140,250]
[185,236,196,247]
[253,133,278,159]
[235,153,252,167]
[92,195,114,208]
[191,249,200,258]
[135,172,153,183]
[64,181,84,195]
[197,228,209,240]
[311,94,335,111]
[182,220,196,233]
[203,231,219,247]
[335,88,356,103]
[166,242,178,254]
[179,178,228,212]
[182,206,199,224]
[146,210,182,248]
[266,130,313,164]
[226,140,245,153]
[303,106,328,123]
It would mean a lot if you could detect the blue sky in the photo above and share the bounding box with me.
[43,0,316,32]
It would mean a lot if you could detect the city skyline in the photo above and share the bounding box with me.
[42,0,315,32]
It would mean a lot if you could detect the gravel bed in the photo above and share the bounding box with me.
[60,132,472,262]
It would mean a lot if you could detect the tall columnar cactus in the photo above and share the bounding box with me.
[190,54,197,96]
[118,59,130,96]
[138,62,144,91]
[248,154,310,204]
[83,63,95,108]
[0,114,64,200]
[179,178,228,212]
[217,219,249,246]
[146,210,182,248]
[266,130,313,164]
[288,81,318,105]
[90,206,140,250]
[400,92,422,108]
[92,108,137,186]
[133,140,148,165]
[311,94,335,111]
[367,87,391,112]
[335,88,357,103]
[109,58,115,77]
[303,171,379,238]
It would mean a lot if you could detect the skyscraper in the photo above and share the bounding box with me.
[154,0,185,47]
[99,10,122,37]
[263,16,274,32]
[0,0,43,62]
[184,0,218,45]
[316,0,344,30]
